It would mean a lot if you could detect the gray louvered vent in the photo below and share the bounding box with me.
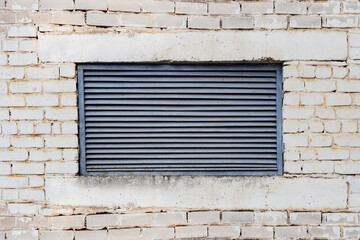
[78,64,283,176]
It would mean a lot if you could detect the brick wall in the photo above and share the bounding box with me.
[0,0,360,239]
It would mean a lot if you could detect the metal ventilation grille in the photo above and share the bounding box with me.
[78,64,283,176]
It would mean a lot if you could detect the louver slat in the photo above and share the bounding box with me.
[78,64,283,176]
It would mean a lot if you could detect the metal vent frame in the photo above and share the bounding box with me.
[78,63,283,176]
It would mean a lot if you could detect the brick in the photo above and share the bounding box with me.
[176,226,207,238]
[13,163,44,174]
[334,134,360,147]
[34,123,51,134]
[242,226,273,239]
[75,231,107,240]
[6,0,38,10]
[208,2,240,14]
[60,94,77,106]
[29,176,44,187]
[275,2,306,14]
[86,214,119,228]
[43,80,76,92]
[0,150,28,161]
[19,40,36,51]
[303,161,334,174]
[316,108,336,119]
[63,149,78,161]
[8,26,36,37]
[0,137,10,148]
[342,120,357,133]
[255,16,287,29]
[283,107,314,119]
[108,0,140,12]
[222,17,253,29]
[62,122,78,134]
[10,82,41,93]
[0,67,24,79]
[0,177,27,189]
[0,54,6,65]
[188,16,220,30]
[349,193,360,207]
[242,2,273,14]
[0,110,9,120]
[275,226,307,238]
[299,65,316,78]
[208,226,240,238]
[119,14,152,27]
[142,228,174,240]
[0,217,16,229]
[8,53,37,66]
[75,0,107,10]
[175,2,206,14]
[119,213,153,226]
[0,13,16,24]
[309,2,340,14]
[3,40,18,51]
[51,12,85,25]
[26,95,59,107]
[344,2,360,13]
[60,64,75,78]
[343,227,360,238]
[40,231,74,240]
[0,163,11,175]
[51,215,85,229]
[108,229,140,240]
[333,67,348,78]
[290,16,321,29]
[284,93,300,106]
[45,108,77,121]
[87,12,118,27]
[309,121,324,133]
[188,211,220,224]
[305,80,336,92]
[2,190,18,200]
[337,108,360,119]
[310,135,332,147]
[309,226,340,239]
[350,150,360,161]
[290,212,321,225]
[323,213,358,225]
[2,122,17,135]
[337,80,360,92]
[142,1,174,13]
[222,212,253,224]
[300,93,323,106]
[45,136,78,148]
[30,150,61,161]
[11,137,43,148]
[18,122,34,134]
[317,148,349,160]
[19,189,44,201]
[153,15,186,29]
[27,67,59,79]
[0,82,6,94]
[323,16,358,28]
[350,34,360,47]
[350,65,360,79]
[154,212,186,226]
[40,0,73,9]
[284,134,308,147]
[326,93,351,106]
[6,230,38,240]
[254,211,287,225]
[335,162,360,174]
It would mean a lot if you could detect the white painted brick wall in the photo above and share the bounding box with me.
[0,0,358,238]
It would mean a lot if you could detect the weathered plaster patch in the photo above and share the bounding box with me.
[38,30,347,62]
